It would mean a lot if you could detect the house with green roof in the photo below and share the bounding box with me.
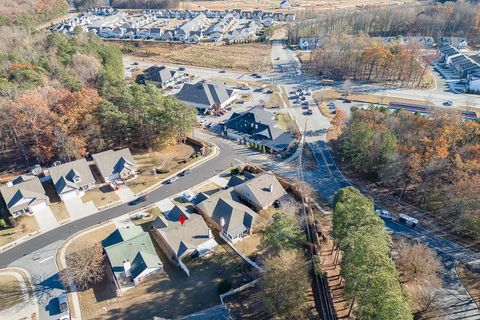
[102,224,163,288]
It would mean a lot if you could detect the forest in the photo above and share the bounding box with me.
[288,1,480,44]
[0,0,68,29]
[308,34,428,86]
[338,108,480,237]
[0,29,196,171]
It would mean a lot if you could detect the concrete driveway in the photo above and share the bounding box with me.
[31,206,60,233]
[64,197,98,220]
[115,186,136,203]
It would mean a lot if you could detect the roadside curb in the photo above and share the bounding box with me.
[454,262,480,310]
[0,266,39,320]
[0,231,40,254]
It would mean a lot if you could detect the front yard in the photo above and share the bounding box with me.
[127,144,202,194]
[42,181,70,222]
[82,186,120,208]
[0,215,39,248]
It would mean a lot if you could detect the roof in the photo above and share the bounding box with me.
[48,159,96,194]
[143,65,178,84]
[152,206,216,258]
[11,174,36,185]
[233,173,286,209]
[175,82,235,108]
[92,148,137,179]
[0,177,48,213]
[196,189,256,236]
[103,226,161,278]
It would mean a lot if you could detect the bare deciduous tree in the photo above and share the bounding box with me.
[61,241,105,291]
[395,239,442,284]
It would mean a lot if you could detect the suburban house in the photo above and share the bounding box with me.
[439,37,468,50]
[233,173,286,211]
[175,81,238,111]
[48,159,96,201]
[0,176,50,218]
[142,65,183,88]
[150,205,218,272]
[220,106,296,153]
[298,37,322,51]
[280,0,293,9]
[92,148,137,184]
[439,45,462,64]
[103,224,163,287]
[195,189,257,243]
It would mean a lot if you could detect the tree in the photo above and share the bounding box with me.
[395,239,442,284]
[69,53,101,85]
[61,241,105,291]
[260,212,305,254]
[261,250,309,319]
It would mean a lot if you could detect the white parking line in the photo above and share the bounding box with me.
[38,256,54,264]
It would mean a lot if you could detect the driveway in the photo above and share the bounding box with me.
[31,206,60,233]
[64,197,98,221]
[115,186,136,203]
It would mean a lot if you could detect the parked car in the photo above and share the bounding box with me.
[178,66,186,71]
[398,214,419,228]
[255,75,262,78]
[251,73,258,77]
[174,85,181,89]
[301,100,309,105]
[181,190,196,202]
[132,62,139,66]
[219,70,226,73]
[129,196,147,206]
[167,176,179,184]
[266,89,273,94]
[179,169,191,176]
[58,292,68,313]
[443,100,453,106]
[306,108,313,115]
[375,209,395,220]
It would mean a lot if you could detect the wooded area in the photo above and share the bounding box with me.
[0,30,196,171]
[308,34,428,86]
[288,1,480,43]
[333,187,412,319]
[0,0,68,29]
[339,108,480,237]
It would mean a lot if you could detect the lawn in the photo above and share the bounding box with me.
[275,113,295,132]
[0,215,39,248]
[120,43,272,72]
[82,187,120,208]
[127,144,200,194]
[193,182,222,196]
[0,274,23,311]
[76,240,254,320]
[65,223,116,256]
[50,202,70,223]
[234,234,262,258]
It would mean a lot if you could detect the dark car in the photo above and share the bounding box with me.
[179,169,191,176]
[178,66,186,71]
[255,75,262,78]
[219,70,226,73]
[251,73,258,77]
[129,196,147,206]
[132,62,139,66]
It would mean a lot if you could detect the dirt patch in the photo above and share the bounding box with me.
[0,274,23,311]
[50,202,70,223]
[119,43,272,72]
[274,113,295,132]
[0,215,39,248]
[234,234,261,258]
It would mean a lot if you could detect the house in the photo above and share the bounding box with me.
[92,148,137,184]
[103,224,163,287]
[210,31,224,42]
[136,28,150,39]
[161,30,174,41]
[150,205,218,269]
[149,28,163,40]
[0,176,50,218]
[233,173,286,211]
[439,37,468,50]
[48,159,96,201]
[220,106,296,153]
[175,81,238,110]
[439,44,461,64]
[280,0,292,9]
[285,13,296,22]
[143,65,183,88]
[405,36,435,50]
[298,37,322,51]
[187,32,201,44]
[196,189,257,243]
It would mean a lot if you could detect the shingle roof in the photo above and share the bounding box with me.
[233,173,286,209]
[92,148,137,179]
[48,159,96,194]
[0,177,48,213]
[195,189,256,236]
[143,65,177,84]
[152,206,216,258]
[175,82,235,108]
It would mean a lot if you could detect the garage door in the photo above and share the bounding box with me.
[30,201,47,211]
[60,190,79,201]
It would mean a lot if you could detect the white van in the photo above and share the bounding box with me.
[58,292,68,313]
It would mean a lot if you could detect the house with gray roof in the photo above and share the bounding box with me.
[0,176,50,218]
[234,172,286,211]
[103,224,163,287]
[175,81,238,110]
[150,205,218,270]
[221,106,296,153]
[48,159,96,201]
[92,148,137,183]
[196,189,257,243]
[143,65,183,88]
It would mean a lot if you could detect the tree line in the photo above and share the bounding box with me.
[308,34,428,86]
[0,30,196,169]
[333,186,412,319]
[0,0,68,29]
[339,108,480,237]
[288,1,480,44]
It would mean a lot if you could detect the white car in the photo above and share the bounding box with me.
[167,176,179,184]
[182,191,196,202]
[375,209,395,220]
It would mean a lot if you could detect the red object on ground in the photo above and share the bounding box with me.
[179,215,186,225]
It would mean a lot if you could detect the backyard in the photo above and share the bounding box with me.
[120,43,272,72]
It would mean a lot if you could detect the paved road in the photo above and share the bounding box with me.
[0,134,254,267]
[269,39,480,319]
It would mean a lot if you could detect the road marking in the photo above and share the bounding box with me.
[38,256,54,264]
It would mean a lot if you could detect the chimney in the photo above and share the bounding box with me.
[123,260,132,278]
[208,228,213,239]
[268,184,273,192]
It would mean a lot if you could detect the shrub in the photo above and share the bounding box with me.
[217,279,232,294]
[8,216,18,227]
[231,167,240,175]
[0,219,6,228]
